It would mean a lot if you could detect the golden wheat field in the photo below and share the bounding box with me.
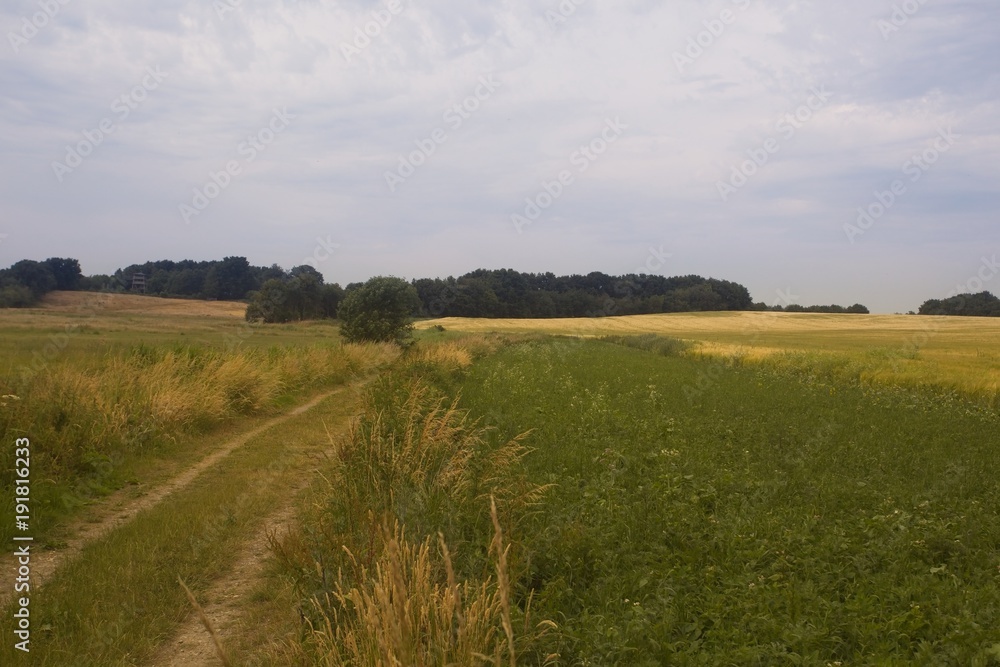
[418,312,1000,399]
[38,290,247,317]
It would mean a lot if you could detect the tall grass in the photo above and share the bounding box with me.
[0,341,398,541]
[270,345,554,664]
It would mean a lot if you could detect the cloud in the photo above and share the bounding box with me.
[0,0,997,312]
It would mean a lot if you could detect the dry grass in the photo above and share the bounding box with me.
[300,519,554,666]
[178,577,233,667]
[417,312,1000,400]
[269,344,555,665]
[0,341,399,544]
[38,290,247,317]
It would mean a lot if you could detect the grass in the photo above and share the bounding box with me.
[0,342,397,546]
[267,340,556,665]
[7,295,1000,663]
[451,338,1000,665]
[0,384,368,665]
[0,296,399,548]
[416,312,1000,402]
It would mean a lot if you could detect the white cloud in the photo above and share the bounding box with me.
[0,0,998,311]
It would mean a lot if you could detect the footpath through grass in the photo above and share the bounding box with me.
[0,382,369,666]
[453,338,1000,665]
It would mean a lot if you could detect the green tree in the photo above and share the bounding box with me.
[205,256,255,300]
[337,276,420,345]
[7,260,56,298]
[245,279,292,323]
[42,257,82,291]
[321,283,344,318]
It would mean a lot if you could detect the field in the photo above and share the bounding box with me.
[452,339,1000,664]
[418,312,1000,402]
[1,295,999,664]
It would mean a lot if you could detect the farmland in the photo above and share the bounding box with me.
[1,296,999,664]
[452,338,1000,664]
[417,312,1000,402]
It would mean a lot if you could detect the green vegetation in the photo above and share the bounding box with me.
[0,385,368,666]
[0,306,398,546]
[4,299,999,664]
[338,276,421,345]
[244,267,343,323]
[920,291,1000,317]
[269,339,555,664]
[448,338,1000,664]
[413,269,755,318]
[0,258,81,307]
[418,311,1000,403]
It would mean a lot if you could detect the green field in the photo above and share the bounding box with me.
[450,338,1000,664]
[2,297,999,664]
[417,312,1000,403]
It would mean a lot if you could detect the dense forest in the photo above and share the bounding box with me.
[0,257,82,307]
[410,270,754,318]
[918,291,1000,317]
[0,256,877,320]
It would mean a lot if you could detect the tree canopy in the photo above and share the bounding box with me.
[0,257,80,307]
[337,276,420,345]
[918,292,1000,317]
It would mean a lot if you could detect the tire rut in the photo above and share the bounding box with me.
[2,384,352,609]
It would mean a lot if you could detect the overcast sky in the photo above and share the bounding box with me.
[1,0,997,313]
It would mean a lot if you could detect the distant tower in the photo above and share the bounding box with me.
[131,272,146,293]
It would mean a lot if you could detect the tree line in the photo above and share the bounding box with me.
[918,292,999,317]
[412,270,756,318]
[1,256,882,319]
[0,258,82,307]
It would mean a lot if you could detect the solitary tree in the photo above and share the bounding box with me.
[337,276,420,345]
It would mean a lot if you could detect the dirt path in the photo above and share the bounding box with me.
[148,391,361,666]
[149,502,301,667]
[1,385,350,609]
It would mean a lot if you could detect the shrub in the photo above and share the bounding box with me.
[338,276,421,346]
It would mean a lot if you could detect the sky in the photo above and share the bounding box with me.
[1,0,998,314]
